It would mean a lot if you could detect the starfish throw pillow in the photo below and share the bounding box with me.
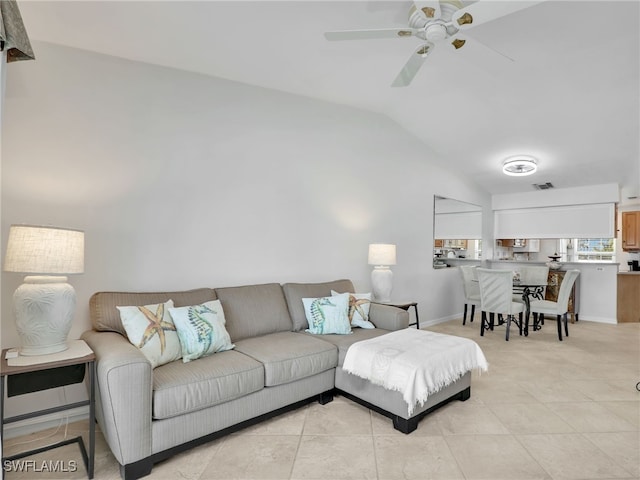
[118,300,182,368]
[331,290,375,329]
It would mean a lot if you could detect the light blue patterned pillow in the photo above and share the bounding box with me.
[168,300,234,363]
[302,293,352,335]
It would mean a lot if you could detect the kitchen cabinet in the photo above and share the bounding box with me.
[617,273,640,322]
[545,270,579,322]
[497,239,540,252]
[435,239,467,249]
[446,239,467,249]
[513,239,540,252]
[621,211,640,251]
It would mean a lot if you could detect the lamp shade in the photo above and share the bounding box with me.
[4,225,84,274]
[368,244,396,266]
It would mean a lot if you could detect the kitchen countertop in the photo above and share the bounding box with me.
[618,271,640,275]
[489,260,619,267]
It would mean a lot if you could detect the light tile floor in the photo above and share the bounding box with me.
[4,319,639,479]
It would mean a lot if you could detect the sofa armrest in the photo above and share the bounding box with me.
[368,303,409,330]
[81,330,153,466]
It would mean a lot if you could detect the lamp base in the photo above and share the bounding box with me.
[13,276,75,356]
[371,266,393,303]
[19,342,69,356]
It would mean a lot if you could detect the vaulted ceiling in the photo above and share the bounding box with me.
[17,1,640,197]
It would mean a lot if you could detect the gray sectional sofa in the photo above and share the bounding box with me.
[82,279,471,480]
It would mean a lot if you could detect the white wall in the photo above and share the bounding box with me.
[0,42,489,426]
[573,264,618,323]
[492,183,620,210]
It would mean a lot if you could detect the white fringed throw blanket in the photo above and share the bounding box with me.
[342,329,488,415]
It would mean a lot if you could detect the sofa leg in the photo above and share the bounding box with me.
[120,458,153,480]
[393,416,418,434]
[318,390,334,405]
[459,386,471,402]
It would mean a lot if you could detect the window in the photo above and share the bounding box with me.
[572,238,615,261]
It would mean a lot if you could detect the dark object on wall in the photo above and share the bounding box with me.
[632,260,640,271]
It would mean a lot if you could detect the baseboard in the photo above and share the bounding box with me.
[577,317,617,324]
[420,314,461,328]
[2,406,89,440]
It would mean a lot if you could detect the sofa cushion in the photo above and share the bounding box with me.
[234,332,337,387]
[302,328,389,366]
[215,283,293,342]
[90,288,217,336]
[152,349,264,420]
[283,279,355,331]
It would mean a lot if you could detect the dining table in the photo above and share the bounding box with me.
[512,282,548,336]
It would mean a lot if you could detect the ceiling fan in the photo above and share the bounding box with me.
[324,1,544,87]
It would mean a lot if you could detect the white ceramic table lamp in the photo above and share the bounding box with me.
[3,225,85,355]
[368,243,396,302]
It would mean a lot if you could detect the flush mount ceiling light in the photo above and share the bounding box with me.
[502,155,538,176]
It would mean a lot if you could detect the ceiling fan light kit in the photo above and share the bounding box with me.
[502,155,538,176]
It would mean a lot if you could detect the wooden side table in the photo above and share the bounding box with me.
[1,340,96,479]
[374,301,420,329]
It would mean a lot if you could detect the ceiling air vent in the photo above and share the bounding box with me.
[533,182,554,190]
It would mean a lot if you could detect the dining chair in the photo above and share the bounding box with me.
[519,265,549,298]
[476,268,525,341]
[459,265,481,325]
[528,269,580,341]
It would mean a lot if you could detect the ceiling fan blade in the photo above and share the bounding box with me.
[447,35,514,71]
[412,1,441,20]
[324,28,416,41]
[391,43,434,87]
[452,1,546,30]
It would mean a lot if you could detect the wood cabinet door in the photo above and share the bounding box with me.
[622,211,640,251]
[617,275,640,322]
